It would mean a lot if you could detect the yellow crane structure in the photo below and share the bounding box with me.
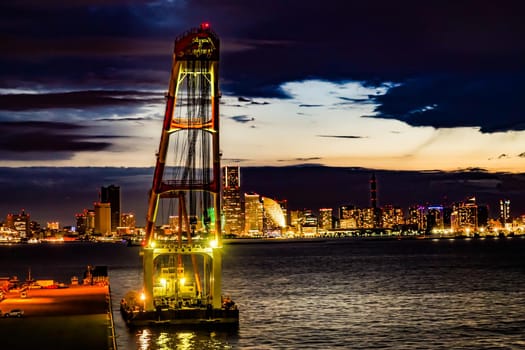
[120,23,238,327]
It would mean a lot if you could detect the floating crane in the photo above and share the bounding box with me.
[120,23,239,327]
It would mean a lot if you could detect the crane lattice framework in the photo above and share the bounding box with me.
[141,23,222,312]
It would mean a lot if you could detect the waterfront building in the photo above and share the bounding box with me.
[244,192,263,236]
[120,212,136,229]
[46,221,60,230]
[94,202,111,235]
[75,209,96,235]
[222,166,243,236]
[426,205,445,233]
[477,204,489,230]
[300,210,318,237]
[514,214,525,234]
[407,205,426,231]
[262,197,286,235]
[318,208,333,230]
[6,209,30,239]
[101,185,121,233]
[451,198,478,234]
[339,205,360,229]
[500,199,511,228]
[361,207,378,229]
[289,210,301,232]
[382,205,404,229]
[277,199,288,227]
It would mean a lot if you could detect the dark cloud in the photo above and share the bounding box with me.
[222,158,250,163]
[230,115,254,124]
[0,90,161,111]
[370,74,525,133]
[237,97,269,105]
[299,104,323,108]
[317,135,365,139]
[1,0,524,135]
[519,152,525,158]
[289,157,322,162]
[0,121,116,158]
[338,97,373,104]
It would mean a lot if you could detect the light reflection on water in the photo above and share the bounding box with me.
[108,238,525,349]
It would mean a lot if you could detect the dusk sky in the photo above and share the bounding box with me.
[1,1,524,225]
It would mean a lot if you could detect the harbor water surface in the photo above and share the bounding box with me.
[1,237,525,349]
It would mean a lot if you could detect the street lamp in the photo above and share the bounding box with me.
[140,292,146,311]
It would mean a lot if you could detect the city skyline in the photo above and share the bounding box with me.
[1,2,524,226]
[1,166,524,228]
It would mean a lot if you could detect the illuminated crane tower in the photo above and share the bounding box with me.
[142,23,223,313]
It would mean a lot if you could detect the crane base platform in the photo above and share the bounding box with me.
[120,302,239,328]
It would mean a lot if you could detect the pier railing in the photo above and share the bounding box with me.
[107,286,118,350]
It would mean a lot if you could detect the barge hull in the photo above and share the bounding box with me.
[121,307,239,328]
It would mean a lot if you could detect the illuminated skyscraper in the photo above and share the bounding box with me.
[121,212,136,229]
[6,209,30,239]
[244,192,263,236]
[318,208,333,230]
[94,202,111,235]
[222,166,243,235]
[407,205,426,231]
[382,205,404,229]
[300,210,318,237]
[101,184,120,233]
[500,199,511,226]
[426,205,445,233]
[451,198,478,234]
[339,205,359,229]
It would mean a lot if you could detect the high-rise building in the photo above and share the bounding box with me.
[451,198,478,234]
[6,209,30,238]
[289,210,302,230]
[244,192,263,236]
[407,205,426,231]
[300,209,318,237]
[100,185,120,233]
[94,202,111,235]
[426,205,445,233]
[120,212,136,229]
[382,205,404,229]
[318,208,333,230]
[339,205,359,229]
[222,166,243,235]
[499,199,511,226]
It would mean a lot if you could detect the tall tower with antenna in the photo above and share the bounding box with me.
[370,173,377,209]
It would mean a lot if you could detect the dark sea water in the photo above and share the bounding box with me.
[1,237,525,349]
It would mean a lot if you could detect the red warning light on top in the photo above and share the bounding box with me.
[200,22,210,30]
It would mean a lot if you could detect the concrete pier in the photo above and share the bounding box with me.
[0,285,116,350]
